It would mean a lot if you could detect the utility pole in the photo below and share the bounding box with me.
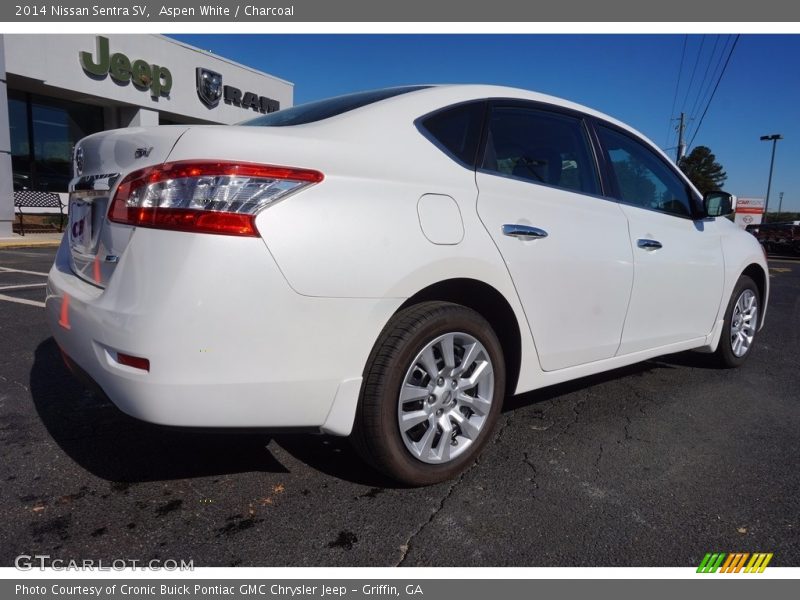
[676,112,687,162]
[777,192,784,219]
[760,134,783,224]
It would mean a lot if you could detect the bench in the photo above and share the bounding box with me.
[13,190,65,236]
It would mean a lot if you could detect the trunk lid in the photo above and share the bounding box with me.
[68,126,189,287]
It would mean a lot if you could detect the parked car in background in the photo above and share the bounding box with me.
[46,85,769,485]
[751,222,800,256]
[745,224,761,236]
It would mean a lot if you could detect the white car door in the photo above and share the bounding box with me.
[595,124,725,355]
[476,103,633,372]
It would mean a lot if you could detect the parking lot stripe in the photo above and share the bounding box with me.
[0,283,48,291]
[0,293,46,308]
[0,266,49,277]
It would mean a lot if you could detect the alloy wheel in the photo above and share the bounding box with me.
[397,332,494,464]
[730,289,758,358]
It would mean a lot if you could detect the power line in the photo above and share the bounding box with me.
[689,35,732,129]
[664,35,688,148]
[687,34,740,150]
[679,35,706,116]
[687,35,721,121]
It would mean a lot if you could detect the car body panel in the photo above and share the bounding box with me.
[617,206,725,354]
[718,217,770,327]
[46,84,769,433]
[66,126,190,287]
[476,171,634,371]
[47,228,400,429]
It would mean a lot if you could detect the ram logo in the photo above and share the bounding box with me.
[196,68,223,109]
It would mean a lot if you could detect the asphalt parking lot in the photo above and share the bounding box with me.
[0,246,798,567]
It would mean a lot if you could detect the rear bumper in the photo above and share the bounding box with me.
[45,230,400,433]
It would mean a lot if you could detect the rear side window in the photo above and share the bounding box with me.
[418,101,486,167]
[240,86,430,127]
[482,106,600,195]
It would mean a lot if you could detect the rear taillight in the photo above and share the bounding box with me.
[108,161,323,237]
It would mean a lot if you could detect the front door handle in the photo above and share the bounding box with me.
[502,224,548,240]
[637,238,663,250]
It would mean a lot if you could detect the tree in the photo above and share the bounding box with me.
[678,146,727,195]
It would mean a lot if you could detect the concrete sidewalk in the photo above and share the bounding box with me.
[0,232,63,249]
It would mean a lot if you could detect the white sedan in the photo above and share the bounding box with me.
[46,85,768,485]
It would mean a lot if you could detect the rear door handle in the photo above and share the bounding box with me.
[502,224,548,240]
[637,238,663,250]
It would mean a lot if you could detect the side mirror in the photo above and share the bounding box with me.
[704,191,736,217]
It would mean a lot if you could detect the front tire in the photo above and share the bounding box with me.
[352,301,505,486]
[713,275,761,368]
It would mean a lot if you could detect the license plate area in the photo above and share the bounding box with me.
[68,193,110,256]
[68,191,116,287]
[68,198,94,255]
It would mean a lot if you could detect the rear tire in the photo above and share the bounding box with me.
[712,275,760,368]
[352,301,505,486]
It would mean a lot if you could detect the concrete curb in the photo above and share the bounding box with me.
[0,238,62,249]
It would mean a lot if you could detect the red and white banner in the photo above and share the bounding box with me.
[734,197,766,227]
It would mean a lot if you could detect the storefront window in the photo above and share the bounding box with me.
[8,91,104,192]
[8,94,31,191]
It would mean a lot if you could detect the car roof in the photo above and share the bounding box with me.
[367,83,672,168]
[392,84,639,133]
[343,84,660,155]
[232,84,689,193]
[249,84,644,141]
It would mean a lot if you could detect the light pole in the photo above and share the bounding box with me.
[760,134,783,223]
[778,192,784,219]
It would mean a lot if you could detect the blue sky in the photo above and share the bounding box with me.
[172,34,800,212]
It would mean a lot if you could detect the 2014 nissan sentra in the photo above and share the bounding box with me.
[46,85,768,485]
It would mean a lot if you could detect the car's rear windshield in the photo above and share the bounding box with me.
[240,86,431,127]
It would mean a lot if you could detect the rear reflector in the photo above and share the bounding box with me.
[108,160,324,237]
[58,294,71,330]
[116,352,151,372]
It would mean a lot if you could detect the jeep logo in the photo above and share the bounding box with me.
[79,36,172,99]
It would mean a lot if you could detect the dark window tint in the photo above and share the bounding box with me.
[419,101,485,167]
[8,94,30,191]
[598,125,696,218]
[482,106,600,195]
[241,86,430,127]
[9,90,104,193]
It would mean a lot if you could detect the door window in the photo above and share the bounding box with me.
[598,125,697,218]
[482,106,600,195]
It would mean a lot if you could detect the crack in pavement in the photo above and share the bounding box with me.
[395,414,511,567]
[522,451,539,497]
[593,444,604,480]
[549,396,587,446]
[620,414,652,445]
[623,415,633,441]
[394,468,464,567]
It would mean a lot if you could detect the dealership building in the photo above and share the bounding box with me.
[0,34,293,238]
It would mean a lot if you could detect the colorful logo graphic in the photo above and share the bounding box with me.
[697,552,773,573]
